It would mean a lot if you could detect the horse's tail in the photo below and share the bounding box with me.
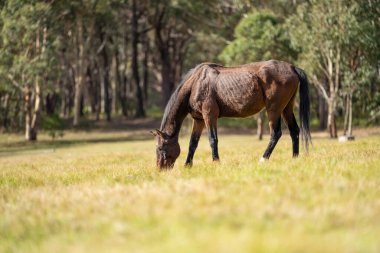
[293,66,312,152]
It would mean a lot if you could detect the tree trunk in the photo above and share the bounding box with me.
[2,93,10,129]
[60,93,66,118]
[99,24,112,121]
[79,94,85,116]
[111,52,118,115]
[348,93,353,136]
[73,15,86,127]
[29,78,42,141]
[68,66,75,117]
[86,65,96,114]
[24,80,41,141]
[59,46,73,119]
[94,62,101,121]
[25,27,44,141]
[257,111,264,140]
[59,76,69,119]
[102,49,111,121]
[13,92,22,130]
[142,35,149,105]
[73,73,85,126]
[10,89,25,129]
[46,93,58,115]
[317,89,328,129]
[153,8,174,109]
[24,85,32,140]
[160,50,173,108]
[327,99,338,138]
[131,0,145,117]
[154,33,190,108]
[114,47,128,117]
[343,95,349,135]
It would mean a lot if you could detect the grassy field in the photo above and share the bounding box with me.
[1,128,380,253]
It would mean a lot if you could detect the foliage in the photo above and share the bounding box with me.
[41,113,65,140]
[0,0,379,140]
[285,0,380,136]
[219,9,297,64]
[0,1,54,82]
[286,0,369,76]
[368,92,380,124]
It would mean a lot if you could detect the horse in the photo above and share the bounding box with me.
[151,60,311,169]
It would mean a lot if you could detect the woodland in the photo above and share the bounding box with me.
[0,0,379,141]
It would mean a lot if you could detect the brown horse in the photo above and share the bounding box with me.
[152,60,311,169]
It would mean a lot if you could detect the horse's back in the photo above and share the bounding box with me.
[214,60,298,89]
[188,60,299,118]
[251,60,297,82]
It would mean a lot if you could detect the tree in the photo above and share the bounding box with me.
[219,9,297,64]
[149,0,192,108]
[353,0,380,125]
[1,0,377,141]
[286,0,376,138]
[131,0,146,117]
[71,1,97,126]
[0,1,53,140]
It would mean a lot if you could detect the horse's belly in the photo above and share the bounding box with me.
[216,84,265,118]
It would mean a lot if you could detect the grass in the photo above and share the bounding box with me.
[0,128,380,253]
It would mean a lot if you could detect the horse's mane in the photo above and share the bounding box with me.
[160,63,222,131]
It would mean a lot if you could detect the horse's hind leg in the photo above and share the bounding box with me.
[205,117,219,162]
[207,125,219,161]
[260,112,282,162]
[282,105,300,157]
[202,101,220,162]
[185,118,205,167]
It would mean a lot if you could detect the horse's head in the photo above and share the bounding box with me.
[151,129,180,169]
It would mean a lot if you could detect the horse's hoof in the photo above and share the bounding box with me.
[259,157,267,163]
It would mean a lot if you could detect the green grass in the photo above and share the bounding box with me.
[1,129,380,253]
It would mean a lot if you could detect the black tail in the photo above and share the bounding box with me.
[293,67,312,152]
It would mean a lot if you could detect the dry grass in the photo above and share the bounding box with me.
[1,129,380,253]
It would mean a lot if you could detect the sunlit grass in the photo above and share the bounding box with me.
[1,130,380,253]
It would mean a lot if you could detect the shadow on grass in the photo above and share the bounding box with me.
[0,133,152,158]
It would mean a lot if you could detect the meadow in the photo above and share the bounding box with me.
[1,127,380,253]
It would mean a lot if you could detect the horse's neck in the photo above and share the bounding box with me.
[162,93,189,139]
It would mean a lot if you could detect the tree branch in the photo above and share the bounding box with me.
[138,26,153,35]
[96,34,108,55]
[311,74,329,101]
[6,74,22,91]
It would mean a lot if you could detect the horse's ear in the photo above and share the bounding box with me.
[155,129,167,139]
[156,129,170,140]
[151,129,167,139]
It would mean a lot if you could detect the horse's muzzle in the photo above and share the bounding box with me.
[157,159,175,170]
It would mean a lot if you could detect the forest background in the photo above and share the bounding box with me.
[0,0,379,140]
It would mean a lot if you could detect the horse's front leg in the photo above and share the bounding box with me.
[185,118,205,167]
[202,101,220,162]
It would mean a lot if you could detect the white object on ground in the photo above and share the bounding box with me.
[259,157,267,163]
[338,136,355,142]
